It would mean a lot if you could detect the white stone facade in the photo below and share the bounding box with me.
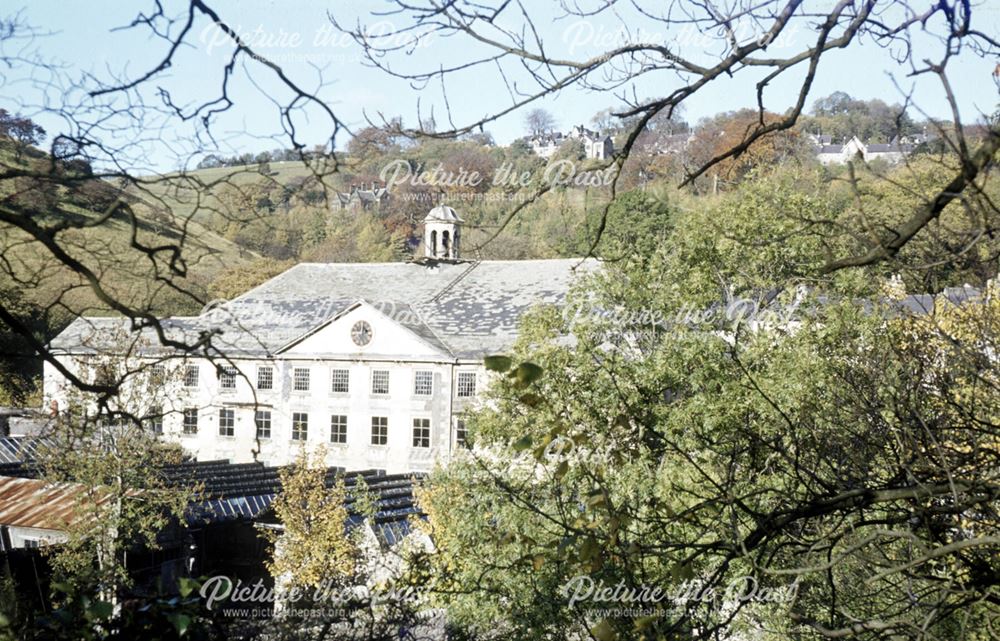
[44,302,484,474]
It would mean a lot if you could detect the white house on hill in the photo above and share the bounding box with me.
[526,124,614,160]
[44,207,598,473]
[813,134,927,165]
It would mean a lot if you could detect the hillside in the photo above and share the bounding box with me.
[132,158,337,226]
[130,146,624,265]
[0,141,258,400]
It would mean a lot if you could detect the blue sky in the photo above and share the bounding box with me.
[2,1,997,171]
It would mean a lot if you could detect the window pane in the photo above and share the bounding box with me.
[218,409,234,436]
[370,416,387,445]
[331,368,350,393]
[372,370,389,395]
[149,406,163,434]
[412,418,430,448]
[220,366,237,390]
[184,365,199,388]
[255,410,271,439]
[414,371,433,396]
[257,366,274,390]
[456,419,468,448]
[292,412,309,441]
[330,414,347,444]
[183,408,198,434]
[457,372,476,397]
[293,368,310,392]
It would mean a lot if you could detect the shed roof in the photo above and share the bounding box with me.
[0,476,99,531]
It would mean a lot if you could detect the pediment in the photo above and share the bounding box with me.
[278,300,450,359]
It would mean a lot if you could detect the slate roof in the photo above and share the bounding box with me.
[50,259,599,360]
[867,143,910,153]
[169,461,423,538]
[424,205,462,222]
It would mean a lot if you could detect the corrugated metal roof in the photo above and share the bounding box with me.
[0,476,100,530]
[0,437,55,465]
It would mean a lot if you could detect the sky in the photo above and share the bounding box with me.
[1,0,998,172]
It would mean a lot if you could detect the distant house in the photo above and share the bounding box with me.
[566,125,614,160]
[812,133,929,165]
[527,132,564,159]
[526,124,615,160]
[650,131,696,155]
[335,182,390,213]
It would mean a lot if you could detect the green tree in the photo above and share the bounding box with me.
[263,449,426,640]
[37,341,194,606]
[415,177,1000,639]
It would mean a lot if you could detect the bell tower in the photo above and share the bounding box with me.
[423,205,463,260]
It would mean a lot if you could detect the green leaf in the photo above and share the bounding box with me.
[532,554,546,571]
[513,362,544,386]
[634,614,659,631]
[512,435,533,451]
[587,491,607,509]
[484,354,513,372]
[177,576,199,598]
[518,392,543,407]
[89,601,114,621]
[670,562,694,581]
[591,619,618,641]
[167,613,192,636]
[580,537,600,562]
[50,582,74,596]
[554,460,569,481]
